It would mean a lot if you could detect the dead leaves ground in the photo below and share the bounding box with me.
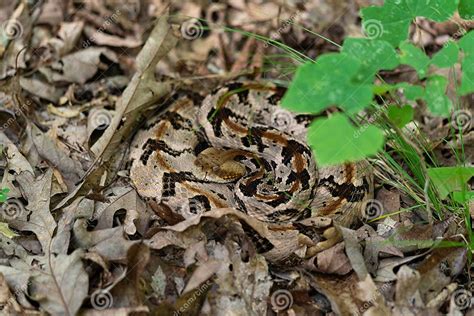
[0,0,472,315]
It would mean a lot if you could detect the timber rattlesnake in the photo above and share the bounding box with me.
[129,82,373,263]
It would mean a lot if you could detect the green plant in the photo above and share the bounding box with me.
[0,188,8,203]
[280,2,473,190]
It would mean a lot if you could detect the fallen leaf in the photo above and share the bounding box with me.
[31,124,84,188]
[30,249,88,315]
[309,243,352,275]
[55,12,179,212]
[49,21,85,56]
[83,25,142,48]
[10,170,56,255]
[110,243,150,308]
[0,222,19,238]
[73,219,138,261]
[0,272,23,314]
[395,265,423,307]
[39,47,118,84]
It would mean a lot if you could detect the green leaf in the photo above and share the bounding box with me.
[361,6,410,46]
[459,30,474,55]
[0,188,9,203]
[395,83,425,100]
[342,38,399,79]
[361,0,459,47]
[410,0,459,21]
[459,31,474,95]
[373,84,395,95]
[399,42,431,78]
[428,166,474,199]
[431,41,460,68]
[0,222,19,239]
[404,85,425,100]
[459,55,474,95]
[425,75,452,116]
[387,105,414,128]
[281,54,373,114]
[452,191,474,203]
[459,0,474,19]
[307,113,384,166]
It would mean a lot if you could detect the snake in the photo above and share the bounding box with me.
[129,82,373,264]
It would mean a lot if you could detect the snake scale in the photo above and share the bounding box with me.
[129,82,373,263]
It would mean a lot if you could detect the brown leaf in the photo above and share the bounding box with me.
[83,25,142,48]
[49,21,85,56]
[30,124,84,188]
[95,189,149,235]
[110,243,150,308]
[55,12,179,211]
[10,170,56,254]
[89,13,179,161]
[0,272,23,314]
[416,247,467,304]
[395,265,422,307]
[30,249,88,315]
[39,47,118,84]
[73,219,138,261]
[308,242,352,275]
[376,187,401,214]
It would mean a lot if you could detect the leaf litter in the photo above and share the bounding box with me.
[0,1,472,315]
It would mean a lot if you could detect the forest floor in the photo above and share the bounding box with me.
[0,1,473,315]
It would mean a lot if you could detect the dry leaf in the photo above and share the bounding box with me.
[30,249,88,315]
[309,242,352,275]
[39,47,118,84]
[10,170,56,254]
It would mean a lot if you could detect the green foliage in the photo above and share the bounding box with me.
[0,188,9,203]
[341,38,399,79]
[399,42,431,78]
[387,105,414,128]
[397,83,425,101]
[425,75,453,117]
[361,0,459,46]
[459,0,474,19]
[0,222,18,239]
[459,31,474,94]
[0,188,15,239]
[281,54,373,115]
[282,0,473,166]
[307,114,384,165]
[431,41,459,68]
[427,167,474,200]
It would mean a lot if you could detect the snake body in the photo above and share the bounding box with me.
[129,83,373,262]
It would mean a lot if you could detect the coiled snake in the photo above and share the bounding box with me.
[129,82,373,263]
